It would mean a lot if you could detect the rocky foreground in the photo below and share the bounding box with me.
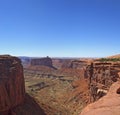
[80,81,120,115]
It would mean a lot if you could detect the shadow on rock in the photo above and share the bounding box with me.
[12,93,46,115]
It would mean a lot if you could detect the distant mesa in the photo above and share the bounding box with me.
[31,56,52,66]
[29,56,56,69]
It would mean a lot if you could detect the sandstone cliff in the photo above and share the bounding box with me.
[0,55,25,112]
[79,61,120,114]
[0,55,45,115]
[86,62,120,88]
[69,60,88,69]
[80,81,120,115]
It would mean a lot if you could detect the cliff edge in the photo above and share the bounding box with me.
[0,55,45,115]
[80,81,120,115]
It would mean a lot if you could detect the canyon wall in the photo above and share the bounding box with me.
[80,61,120,114]
[80,81,120,115]
[69,60,88,69]
[0,55,25,113]
[0,55,45,115]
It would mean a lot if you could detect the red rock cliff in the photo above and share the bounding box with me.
[80,81,120,115]
[0,55,25,113]
[0,55,45,115]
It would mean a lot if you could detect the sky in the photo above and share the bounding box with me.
[0,0,120,57]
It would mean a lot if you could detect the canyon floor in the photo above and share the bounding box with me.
[24,65,88,115]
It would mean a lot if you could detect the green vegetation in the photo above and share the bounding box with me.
[99,58,120,62]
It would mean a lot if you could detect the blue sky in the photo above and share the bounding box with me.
[0,0,120,57]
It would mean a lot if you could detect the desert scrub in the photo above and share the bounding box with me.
[99,58,120,62]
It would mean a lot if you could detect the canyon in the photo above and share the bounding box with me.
[1,55,120,115]
[23,56,120,114]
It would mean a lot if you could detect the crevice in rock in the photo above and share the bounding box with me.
[116,87,120,94]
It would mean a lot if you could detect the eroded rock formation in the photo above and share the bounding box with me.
[0,55,45,115]
[0,55,25,113]
[84,62,120,102]
[80,81,120,115]
[69,60,88,69]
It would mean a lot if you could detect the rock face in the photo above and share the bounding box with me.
[86,62,120,85]
[80,81,120,115]
[0,55,45,115]
[69,60,88,69]
[0,55,25,113]
[31,57,53,67]
[84,62,120,102]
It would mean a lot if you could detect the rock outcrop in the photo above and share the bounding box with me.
[85,62,120,102]
[69,60,88,69]
[0,55,45,115]
[80,81,120,115]
[0,55,25,113]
